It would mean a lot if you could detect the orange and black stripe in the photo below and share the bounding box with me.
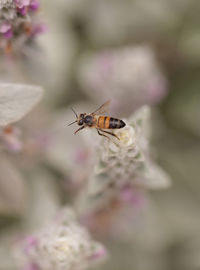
[97,116,126,129]
[97,116,110,129]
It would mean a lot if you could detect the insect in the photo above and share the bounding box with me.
[68,101,126,140]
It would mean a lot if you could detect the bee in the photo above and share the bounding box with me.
[68,101,126,140]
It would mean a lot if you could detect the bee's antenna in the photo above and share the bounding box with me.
[71,107,78,118]
[66,107,78,127]
[67,120,77,126]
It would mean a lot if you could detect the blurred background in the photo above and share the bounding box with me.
[1,0,200,270]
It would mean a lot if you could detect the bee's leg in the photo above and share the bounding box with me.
[74,126,85,134]
[97,129,110,140]
[101,130,120,140]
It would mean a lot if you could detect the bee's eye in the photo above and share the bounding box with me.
[78,119,84,126]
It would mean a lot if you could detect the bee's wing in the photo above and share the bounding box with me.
[91,100,110,116]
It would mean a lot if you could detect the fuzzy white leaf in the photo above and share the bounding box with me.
[135,162,171,189]
[0,83,44,126]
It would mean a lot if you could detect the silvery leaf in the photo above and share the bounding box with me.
[0,83,44,126]
[134,162,171,189]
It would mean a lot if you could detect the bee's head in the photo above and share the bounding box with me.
[77,113,86,126]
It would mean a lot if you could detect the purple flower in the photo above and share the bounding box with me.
[0,0,45,53]
[32,23,47,36]
[29,0,39,11]
[87,246,107,261]
[3,28,13,39]
[14,0,39,14]
[23,235,38,254]
[24,263,39,270]
[17,6,28,15]
[0,22,13,39]
[120,185,146,206]
[14,0,30,9]
[0,22,11,34]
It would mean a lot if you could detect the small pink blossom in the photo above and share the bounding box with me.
[3,28,13,39]
[0,22,12,33]
[17,6,28,15]
[24,263,39,270]
[0,22,13,39]
[29,0,39,11]
[23,235,38,255]
[87,246,107,261]
[0,0,44,53]
[14,0,30,9]
[120,185,146,206]
[147,76,167,103]
[32,23,48,36]
[74,149,90,164]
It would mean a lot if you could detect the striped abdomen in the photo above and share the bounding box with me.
[97,116,126,129]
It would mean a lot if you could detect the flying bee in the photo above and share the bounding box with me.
[68,101,126,140]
